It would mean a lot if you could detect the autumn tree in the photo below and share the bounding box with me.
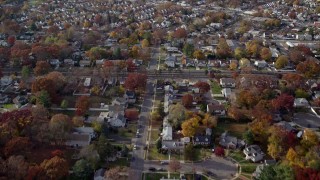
[260,47,272,61]
[194,81,210,93]
[201,113,217,128]
[267,126,285,159]
[237,90,259,109]
[271,93,294,112]
[75,96,90,116]
[49,114,72,144]
[7,155,30,179]
[173,28,187,39]
[234,47,246,60]
[301,129,319,150]
[141,39,149,48]
[125,108,139,121]
[275,55,289,69]
[182,94,193,108]
[32,77,56,100]
[35,90,51,108]
[40,156,69,179]
[181,116,200,137]
[4,137,30,157]
[7,35,16,46]
[10,42,31,66]
[86,47,106,62]
[124,73,147,91]
[296,58,320,78]
[214,146,225,157]
[46,71,66,91]
[130,45,140,58]
[104,166,128,180]
[246,40,261,58]
[193,50,205,60]
[168,103,187,129]
[168,159,182,172]
[289,50,305,65]
[34,61,51,76]
[216,38,232,59]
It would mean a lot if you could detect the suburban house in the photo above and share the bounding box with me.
[254,60,268,68]
[294,98,310,108]
[112,97,128,108]
[221,88,232,99]
[274,121,296,133]
[207,103,226,116]
[124,91,136,104]
[161,124,173,141]
[243,145,265,163]
[65,134,91,148]
[165,56,177,68]
[108,113,126,127]
[193,135,211,146]
[94,168,106,180]
[220,78,236,88]
[74,127,97,139]
[0,95,11,104]
[219,132,245,149]
[13,96,28,108]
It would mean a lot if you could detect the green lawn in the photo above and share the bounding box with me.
[211,80,222,94]
[215,121,248,139]
[241,164,258,174]
[151,129,160,142]
[118,123,137,139]
[147,145,182,160]
[108,156,131,168]
[3,104,15,109]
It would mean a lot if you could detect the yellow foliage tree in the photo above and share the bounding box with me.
[193,50,205,60]
[141,39,149,48]
[301,129,319,149]
[181,117,200,137]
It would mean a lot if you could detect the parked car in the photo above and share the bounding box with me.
[148,167,156,171]
[160,161,168,165]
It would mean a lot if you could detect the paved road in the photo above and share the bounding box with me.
[143,156,237,180]
[129,80,155,180]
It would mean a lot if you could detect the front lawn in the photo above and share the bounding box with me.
[118,123,137,139]
[147,145,182,160]
[215,121,248,139]
[211,80,222,94]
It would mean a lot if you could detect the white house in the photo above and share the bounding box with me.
[161,125,173,141]
[108,113,126,127]
[294,98,310,108]
[207,103,226,116]
[243,145,265,163]
[254,60,268,68]
[221,88,232,98]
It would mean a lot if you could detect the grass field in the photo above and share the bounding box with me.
[211,80,222,94]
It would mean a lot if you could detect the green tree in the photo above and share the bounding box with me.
[183,43,194,58]
[113,47,121,59]
[96,135,115,160]
[36,90,51,108]
[72,159,93,179]
[21,66,30,79]
[184,144,196,161]
[79,144,100,170]
[243,130,254,145]
[60,100,68,109]
[156,139,162,150]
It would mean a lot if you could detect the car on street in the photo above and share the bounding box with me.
[160,161,168,165]
[148,167,156,171]
[133,145,137,150]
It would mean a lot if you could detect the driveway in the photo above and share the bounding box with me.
[293,112,320,129]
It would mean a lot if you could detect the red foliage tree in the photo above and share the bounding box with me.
[271,93,294,112]
[4,137,30,157]
[75,96,90,116]
[26,165,45,180]
[125,108,139,121]
[33,61,51,76]
[295,45,313,56]
[31,77,56,100]
[284,131,297,149]
[0,47,11,61]
[10,42,31,65]
[124,73,147,90]
[173,28,187,39]
[40,156,69,179]
[295,167,320,180]
[51,149,64,158]
[182,94,193,108]
[0,109,32,138]
[7,35,16,46]
[126,59,136,72]
[194,81,210,93]
[214,146,225,157]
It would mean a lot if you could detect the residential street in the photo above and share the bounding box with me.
[129,80,155,180]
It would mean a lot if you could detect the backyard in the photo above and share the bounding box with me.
[210,80,222,94]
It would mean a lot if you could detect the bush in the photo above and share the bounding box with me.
[214,146,225,157]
